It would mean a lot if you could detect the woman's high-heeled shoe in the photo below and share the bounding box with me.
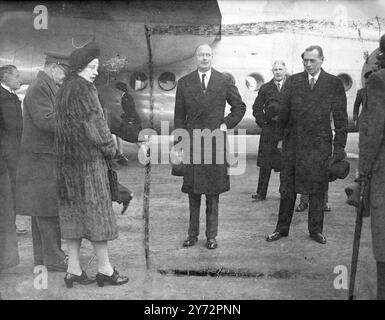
[64,270,96,288]
[96,268,128,287]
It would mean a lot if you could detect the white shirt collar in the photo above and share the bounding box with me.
[274,78,284,85]
[308,70,321,82]
[1,83,14,94]
[198,68,212,82]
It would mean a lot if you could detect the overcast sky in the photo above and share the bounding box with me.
[217,0,385,24]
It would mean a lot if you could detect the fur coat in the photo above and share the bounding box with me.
[54,75,117,241]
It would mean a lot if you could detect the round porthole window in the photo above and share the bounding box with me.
[245,73,265,91]
[158,72,177,91]
[130,71,148,91]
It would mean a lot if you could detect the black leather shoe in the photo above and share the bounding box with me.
[251,193,266,201]
[310,233,327,244]
[206,238,218,249]
[295,202,308,212]
[96,268,128,287]
[64,270,95,288]
[16,228,28,236]
[182,237,198,247]
[266,231,287,242]
[323,204,331,212]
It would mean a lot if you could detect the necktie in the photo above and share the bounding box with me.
[201,73,206,92]
[309,77,316,90]
[276,82,281,92]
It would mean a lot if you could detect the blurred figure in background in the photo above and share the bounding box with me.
[252,61,287,202]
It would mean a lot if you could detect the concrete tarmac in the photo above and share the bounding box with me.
[0,149,376,300]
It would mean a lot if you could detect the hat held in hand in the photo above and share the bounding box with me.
[328,159,350,182]
[265,97,282,122]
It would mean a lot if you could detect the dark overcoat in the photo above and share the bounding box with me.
[279,69,347,195]
[0,85,22,161]
[174,68,246,195]
[16,71,59,217]
[54,75,118,241]
[353,88,366,118]
[0,143,19,269]
[252,79,284,169]
[358,68,385,262]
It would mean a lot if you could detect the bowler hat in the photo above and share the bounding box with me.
[69,42,100,72]
[328,159,350,182]
[116,81,128,93]
[265,97,282,121]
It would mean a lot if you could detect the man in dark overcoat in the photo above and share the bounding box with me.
[353,70,372,128]
[266,45,348,244]
[252,60,287,201]
[0,131,19,270]
[174,44,246,249]
[15,54,68,271]
[0,65,27,236]
[358,34,385,300]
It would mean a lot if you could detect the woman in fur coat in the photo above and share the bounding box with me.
[54,43,128,288]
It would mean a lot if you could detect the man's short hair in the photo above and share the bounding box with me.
[0,65,17,82]
[272,60,286,69]
[301,45,324,59]
[116,81,128,93]
[195,44,212,56]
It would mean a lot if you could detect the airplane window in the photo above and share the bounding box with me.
[222,72,236,85]
[337,73,353,91]
[130,72,148,91]
[245,73,264,91]
[158,72,177,91]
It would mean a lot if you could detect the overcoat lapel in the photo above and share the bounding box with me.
[189,68,222,116]
[299,69,326,117]
[39,71,58,97]
[190,70,207,108]
[204,69,221,101]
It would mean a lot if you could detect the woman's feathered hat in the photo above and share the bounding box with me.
[69,42,100,72]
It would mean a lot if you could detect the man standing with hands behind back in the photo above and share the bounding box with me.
[266,45,348,244]
[252,60,287,201]
[174,44,246,250]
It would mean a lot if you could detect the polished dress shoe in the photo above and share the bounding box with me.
[295,202,308,212]
[251,193,266,201]
[206,238,218,249]
[323,203,331,212]
[309,233,327,244]
[16,228,28,236]
[266,231,287,242]
[182,237,198,247]
[96,268,128,287]
[64,270,95,288]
